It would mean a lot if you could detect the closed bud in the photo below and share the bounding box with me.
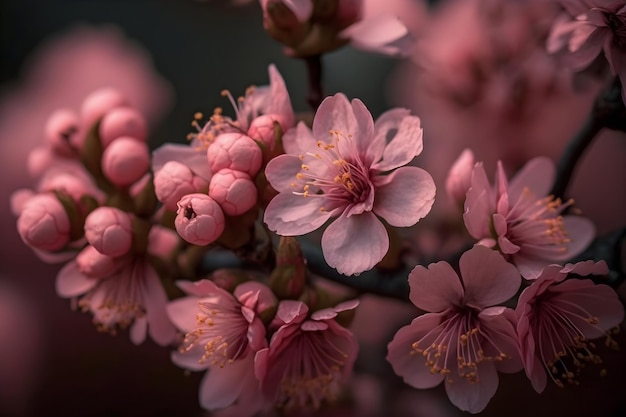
[175,193,225,246]
[99,107,148,148]
[44,109,80,157]
[154,161,208,211]
[101,136,150,187]
[271,236,306,299]
[84,206,133,257]
[206,133,262,177]
[17,193,71,251]
[209,169,257,216]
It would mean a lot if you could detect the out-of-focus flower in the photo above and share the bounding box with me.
[387,245,522,414]
[547,0,626,101]
[175,193,226,245]
[167,279,276,416]
[464,156,595,279]
[261,0,415,57]
[445,148,475,209]
[101,136,151,187]
[99,106,148,147]
[516,260,624,393]
[255,299,359,413]
[264,93,435,275]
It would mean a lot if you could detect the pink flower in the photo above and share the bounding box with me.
[445,148,475,209]
[175,193,226,245]
[166,279,276,416]
[83,207,133,258]
[515,260,624,393]
[547,1,626,101]
[464,157,595,280]
[264,94,435,275]
[386,245,523,414]
[209,169,258,216]
[255,299,359,412]
[189,64,294,151]
[55,253,176,346]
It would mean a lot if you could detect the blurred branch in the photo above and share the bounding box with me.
[304,54,323,111]
[551,76,626,198]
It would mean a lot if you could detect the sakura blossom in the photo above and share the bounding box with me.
[548,0,626,101]
[516,260,624,393]
[387,245,523,414]
[255,299,359,412]
[464,156,595,279]
[264,93,435,275]
[166,279,276,416]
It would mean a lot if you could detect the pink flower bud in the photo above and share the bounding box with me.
[27,146,54,177]
[101,136,150,186]
[39,171,103,203]
[10,189,35,216]
[44,109,80,157]
[247,114,287,150]
[209,169,257,216]
[17,194,70,251]
[445,149,475,208]
[175,193,225,246]
[99,107,148,148]
[206,133,262,177]
[84,207,133,257]
[76,245,117,278]
[154,161,208,211]
[80,88,128,129]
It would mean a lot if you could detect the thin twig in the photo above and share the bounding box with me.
[305,54,324,111]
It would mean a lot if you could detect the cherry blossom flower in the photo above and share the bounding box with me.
[516,260,624,393]
[55,226,178,346]
[386,245,523,414]
[464,157,595,279]
[167,279,276,416]
[264,93,435,275]
[547,0,626,101]
[255,299,359,412]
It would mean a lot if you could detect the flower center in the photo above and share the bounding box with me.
[503,188,574,257]
[533,292,619,388]
[292,130,372,211]
[275,329,348,411]
[180,299,249,367]
[410,309,510,384]
[78,260,146,334]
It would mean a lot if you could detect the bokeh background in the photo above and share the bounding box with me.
[0,1,624,417]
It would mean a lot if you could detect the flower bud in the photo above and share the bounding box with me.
[39,171,103,203]
[270,236,306,299]
[80,88,128,129]
[206,133,262,177]
[99,107,148,148]
[247,114,286,150]
[84,206,133,257]
[27,146,54,177]
[209,169,257,216]
[445,149,475,209]
[154,161,208,211]
[101,136,150,187]
[44,109,80,157]
[175,193,225,246]
[17,193,70,251]
[76,245,117,278]
[10,189,35,216]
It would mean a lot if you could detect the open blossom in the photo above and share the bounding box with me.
[55,226,178,346]
[167,279,276,416]
[255,299,359,412]
[264,94,435,275]
[516,260,624,393]
[464,156,595,279]
[387,245,523,414]
[547,1,626,100]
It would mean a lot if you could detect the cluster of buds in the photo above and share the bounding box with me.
[152,65,295,249]
[12,88,179,345]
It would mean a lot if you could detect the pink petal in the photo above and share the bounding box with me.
[567,26,606,70]
[321,212,389,275]
[560,260,608,276]
[33,248,77,264]
[372,112,423,172]
[264,192,333,235]
[275,300,308,325]
[281,0,313,22]
[350,98,376,165]
[265,154,305,192]
[464,163,495,240]
[386,313,446,389]
[152,143,211,180]
[547,216,595,261]
[547,14,579,53]
[199,356,254,410]
[460,245,521,309]
[130,316,148,345]
[267,64,294,126]
[282,121,316,155]
[312,94,358,144]
[444,362,498,414]
[55,261,98,297]
[507,157,555,202]
[409,261,463,312]
[143,264,177,346]
[343,14,413,56]
[171,346,210,372]
[373,166,435,227]
[166,296,200,333]
[478,308,523,374]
